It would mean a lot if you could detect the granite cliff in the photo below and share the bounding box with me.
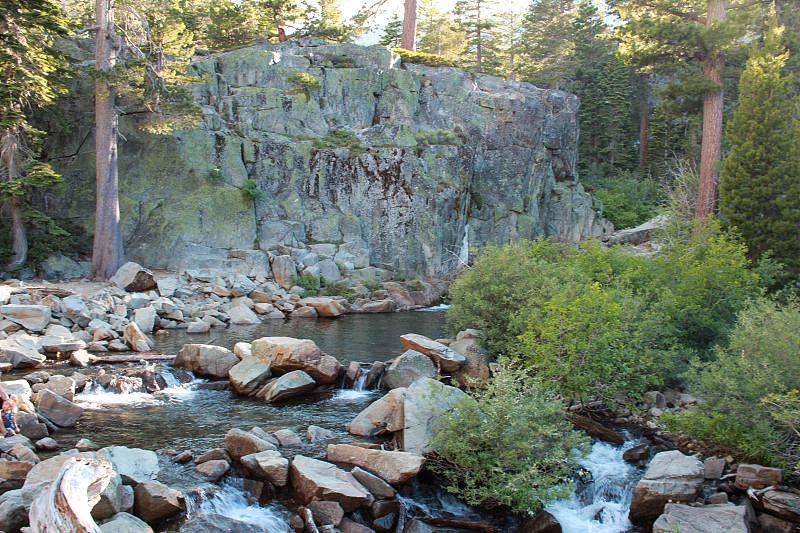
[45,39,611,277]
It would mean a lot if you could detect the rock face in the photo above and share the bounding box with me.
[630,450,705,522]
[46,40,609,276]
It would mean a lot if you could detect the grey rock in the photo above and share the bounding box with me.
[228,358,272,395]
[99,512,154,533]
[194,459,230,482]
[174,344,240,379]
[1,305,51,332]
[179,512,269,532]
[630,450,705,522]
[61,295,92,327]
[256,370,316,403]
[653,503,752,533]
[0,334,45,368]
[96,446,159,485]
[400,378,472,454]
[383,350,437,389]
[35,389,84,427]
[0,489,28,533]
[289,455,371,513]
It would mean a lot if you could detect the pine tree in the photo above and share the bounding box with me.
[720,23,800,273]
[301,0,351,42]
[378,14,403,47]
[416,0,465,60]
[491,10,524,80]
[0,0,70,271]
[519,0,576,89]
[453,0,496,73]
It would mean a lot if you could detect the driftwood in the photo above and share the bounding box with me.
[27,287,75,298]
[569,413,625,445]
[28,457,114,533]
[88,353,172,364]
[425,518,499,532]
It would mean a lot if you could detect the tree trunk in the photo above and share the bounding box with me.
[401,0,417,51]
[91,0,125,280]
[0,128,27,270]
[639,74,649,168]
[695,0,726,219]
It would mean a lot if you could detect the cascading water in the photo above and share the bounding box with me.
[187,482,291,532]
[547,440,642,533]
[458,222,470,265]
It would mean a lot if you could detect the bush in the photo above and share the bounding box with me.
[392,48,458,68]
[240,178,263,201]
[322,280,355,301]
[414,130,465,146]
[291,273,320,296]
[664,298,800,469]
[430,365,589,512]
[591,171,664,230]
[288,72,322,93]
[207,167,225,184]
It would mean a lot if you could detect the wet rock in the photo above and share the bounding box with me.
[383,350,437,389]
[99,512,154,533]
[251,337,342,384]
[133,480,185,524]
[173,344,240,379]
[0,489,28,533]
[653,503,752,533]
[109,262,157,292]
[623,444,650,463]
[228,358,272,395]
[350,467,396,499]
[35,389,84,427]
[186,321,211,334]
[173,451,193,464]
[735,463,782,490]
[256,370,316,403]
[1,305,51,332]
[307,425,333,443]
[123,322,155,352]
[34,437,59,451]
[179,512,266,532]
[346,388,405,438]
[308,500,344,526]
[240,450,289,486]
[224,428,276,460]
[326,444,424,484]
[289,455,371,513]
[630,450,705,522]
[400,378,472,454]
[194,448,231,464]
[194,459,230,482]
[273,429,302,447]
[97,446,159,485]
[569,414,625,445]
[399,334,465,372]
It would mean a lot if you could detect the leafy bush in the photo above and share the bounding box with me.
[322,54,356,68]
[322,280,355,301]
[207,167,225,184]
[593,173,664,230]
[414,130,465,146]
[430,365,589,512]
[291,273,320,296]
[393,48,458,68]
[314,128,365,155]
[288,72,322,93]
[664,298,800,469]
[364,279,383,292]
[0,218,88,274]
[240,178,264,201]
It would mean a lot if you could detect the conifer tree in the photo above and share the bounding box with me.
[720,23,800,273]
[301,0,351,42]
[416,0,465,60]
[378,14,403,47]
[453,0,496,73]
[519,0,575,89]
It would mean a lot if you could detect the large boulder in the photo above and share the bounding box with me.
[38,335,86,355]
[653,503,752,533]
[630,450,705,522]
[0,334,45,368]
[762,490,800,522]
[224,428,276,460]
[0,461,35,492]
[299,297,346,318]
[240,450,289,486]
[449,338,492,387]
[1,305,51,332]
[109,262,157,292]
[326,444,425,484]
[400,378,472,454]
[20,451,97,503]
[347,388,406,437]
[96,446,159,485]
[228,304,261,325]
[35,389,84,427]
[123,322,155,352]
[256,370,316,403]
[133,480,185,525]
[271,255,297,290]
[134,306,157,334]
[399,334,465,372]
[250,337,342,384]
[228,358,272,395]
[61,295,92,326]
[735,463,782,490]
[0,489,28,533]
[290,455,371,513]
[383,350,437,389]
[173,344,240,379]
[91,470,124,521]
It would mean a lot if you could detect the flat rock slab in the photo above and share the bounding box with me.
[97,446,159,485]
[290,455,371,513]
[240,450,289,486]
[630,450,704,522]
[327,444,424,484]
[653,503,751,533]
[257,370,316,403]
[400,334,465,372]
[735,463,782,490]
[762,490,800,522]
[35,389,84,427]
[1,305,51,332]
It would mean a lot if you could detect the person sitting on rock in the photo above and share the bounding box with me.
[1,399,19,437]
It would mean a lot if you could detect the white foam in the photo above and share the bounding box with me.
[196,484,290,532]
[75,383,159,407]
[417,304,451,311]
[333,389,375,401]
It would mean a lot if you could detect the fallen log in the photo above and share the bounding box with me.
[426,518,499,532]
[88,353,172,364]
[28,457,114,533]
[569,413,625,445]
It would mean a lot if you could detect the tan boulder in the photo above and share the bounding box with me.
[240,450,289,486]
[173,344,240,379]
[122,322,155,352]
[256,370,316,403]
[399,334,465,372]
[630,450,705,522]
[250,337,342,383]
[289,455,371,513]
[346,388,406,437]
[326,444,424,484]
[299,297,346,318]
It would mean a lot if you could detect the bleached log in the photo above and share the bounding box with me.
[28,457,114,533]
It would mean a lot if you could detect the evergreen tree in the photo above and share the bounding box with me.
[417,0,465,60]
[301,0,351,42]
[0,0,70,271]
[453,0,496,73]
[720,23,800,273]
[378,14,403,47]
[491,10,524,80]
[519,0,576,89]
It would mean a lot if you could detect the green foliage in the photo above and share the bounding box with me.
[322,280,355,301]
[321,54,356,68]
[430,365,589,512]
[414,130,466,146]
[378,15,403,48]
[288,72,322,93]
[665,298,800,468]
[392,48,459,68]
[452,0,499,74]
[363,279,383,292]
[240,178,264,201]
[207,167,225,184]
[417,0,467,63]
[314,128,365,155]
[590,171,664,229]
[291,272,320,296]
[720,22,800,277]
[0,218,88,273]
[299,0,352,43]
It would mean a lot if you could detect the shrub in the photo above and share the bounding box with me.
[364,279,383,292]
[207,167,225,184]
[414,130,465,146]
[288,72,322,93]
[430,365,589,512]
[291,273,320,296]
[322,280,355,301]
[322,54,356,68]
[392,48,458,68]
[240,178,263,201]
[664,298,800,469]
[591,171,664,230]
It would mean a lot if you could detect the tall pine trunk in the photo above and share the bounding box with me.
[401,0,417,51]
[91,0,124,280]
[1,129,27,270]
[696,0,726,219]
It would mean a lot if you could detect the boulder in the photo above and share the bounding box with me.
[230,274,257,296]
[356,299,394,314]
[228,304,261,325]
[0,334,45,368]
[250,337,342,383]
[347,388,406,438]
[91,470,123,520]
[133,480,185,525]
[194,448,230,464]
[735,463,782,490]
[0,489,28,533]
[449,338,492,387]
[99,512,154,533]
[134,306,157,334]
[123,322,155,352]
[109,262,157,292]
[20,451,97,503]
[308,500,345,527]
[1,305,51,332]
[399,334,465,372]
[173,344,240,379]
[272,255,297,290]
[34,437,59,451]
[256,370,316,403]
[240,450,289,486]
[35,389,84,427]
[273,429,302,447]
[383,350,438,389]
[290,455,371,513]
[349,467,396,499]
[8,443,40,464]
[224,428,276,460]
[38,335,85,355]
[228,358,272,395]
[762,490,800,522]
[0,380,31,403]
[400,378,472,454]
[179,513,267,533]
[96,446,159,485]
[61,295,92,327]
[69,349,92,367]
[299,297,346,318]
[307,425,333,443]
[326,444,424,484]
[629,450,705,522]
[653,503,752,533]
[0,460,35,490]
[194,459,230,482]
[156,277,180,298]
[35,374,76,401]
[186,321,211,334]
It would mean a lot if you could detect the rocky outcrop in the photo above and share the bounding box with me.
[45,40,610,278]
[630,450,705,522]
